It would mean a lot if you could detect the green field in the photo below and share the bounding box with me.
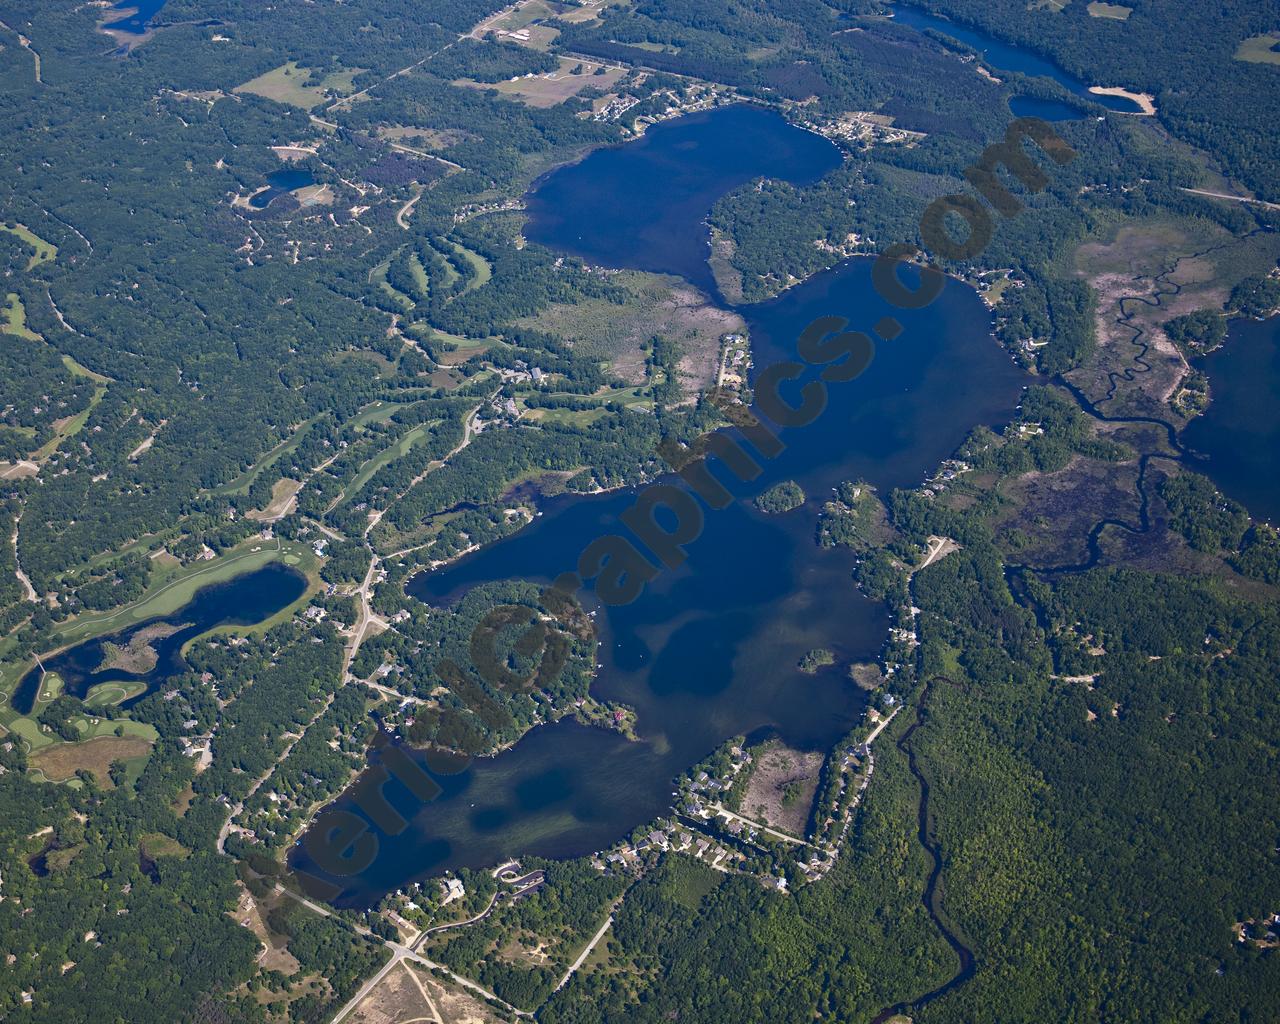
[2,292,41,340]
[370,258,416,311]
[84,680,148,708]
[62,352,109,384]
[0,222,57,269]
[1086,1,1132,17]
[1236,32,1280,65]
[233,61,364,109]
[34,381,107,460]
[449,240,493,293]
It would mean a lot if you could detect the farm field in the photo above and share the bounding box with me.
[234,61,363,109]
[456,56,627,108]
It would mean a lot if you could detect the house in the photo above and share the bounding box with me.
[440,877,465,905]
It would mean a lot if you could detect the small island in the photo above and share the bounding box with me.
[798,648,836,674]
[755,480,806,514]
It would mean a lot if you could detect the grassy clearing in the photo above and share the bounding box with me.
[408,251,432,295]
[2,293,41,340]
[449,240,493,293]
[524,406,609,427]
[1236,32,1280,65]
[246,478,302,522]
[370,259,415,311]
[34,383,107,460]
[234,61,363,109]
[30,731,155,786]
[456,57,627,108]
[140,832,190,859]
[84,681,148,707]
[0,223,57,269]
[517,269,741,391]
[63,352,110,384]
[1086,0,1130,16]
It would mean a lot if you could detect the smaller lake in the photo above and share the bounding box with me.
[890,6,1142,113]
[250,168,316,210]
[11,563,306,715]
[103,0,168,36]
[1183,315,1280,524]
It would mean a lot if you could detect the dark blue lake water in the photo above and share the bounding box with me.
[890,5,1141,114]
[294,105,1028,907]
[250,168,316,209]
[525,104,841,297]
[12,563,305,716]
[1183,315,1280,525]
[103,0,167,36]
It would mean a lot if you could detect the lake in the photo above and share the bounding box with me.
[250,168,316,210]
[293,105,1028,907]
[524,103,841,297]
[1183,314,1280,524]
[889,5,1141,113]
[102,0,168,36]
[12,562,306,716]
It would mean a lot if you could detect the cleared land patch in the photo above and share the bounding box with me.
[1236,32,1280,65]
[2,293,40,340]
[246,478,302,522]
[234,61,363,109]
[0,222,57,269]
[1087,2,1132,18]
[456,56,626,108]
[29,734,153,786]
[738,743,824,838]
[517,270,743,394]
[348,962,435,1023]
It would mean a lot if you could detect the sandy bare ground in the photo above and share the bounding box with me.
[246,478,303,522]
[0,460,39,479]
[348,962,439,1024]
[1088,86,1156,114]
[407,963,502,1023]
